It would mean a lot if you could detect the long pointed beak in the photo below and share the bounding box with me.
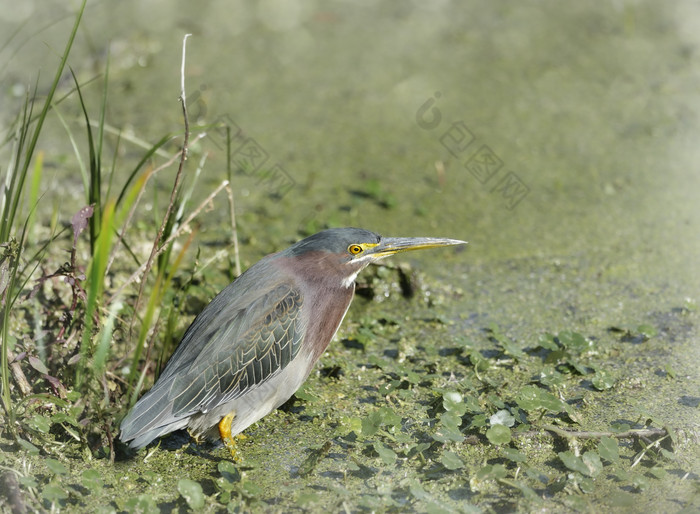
[366,236,467,260]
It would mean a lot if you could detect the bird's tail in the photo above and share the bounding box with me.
[119,383,188,449]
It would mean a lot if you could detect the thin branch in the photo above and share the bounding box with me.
[109,180,230,301]
[129,34,192,329]
[226,183,241,277]
[540,424,667,440]
[105,133,205,276]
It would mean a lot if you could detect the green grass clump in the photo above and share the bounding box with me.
[0,0,231,469]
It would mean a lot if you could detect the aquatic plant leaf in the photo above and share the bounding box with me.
[501,447,527,463]
[598,436,619,463]
[373,441,397,465]
[581,451,603,477]
[433,411,464,443]
[475,464,507,481]
[45,458,68,475]
[178,479,205,510]
[592,369,615,390]
[486,424,512,445]
[489,409,515,427]
[42,483,68,503]
[558,451,589,476]
[440,450,464,470]
[442,391,466,415]
[82,469,103,491]
[516,385,568,413]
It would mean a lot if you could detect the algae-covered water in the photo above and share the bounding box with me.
[1,1,699,512]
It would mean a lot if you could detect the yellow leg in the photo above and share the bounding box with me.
[218,412,245,460]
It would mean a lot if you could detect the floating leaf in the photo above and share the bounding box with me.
[468,414,488,429]
[45,458,68,475]
[442,391,466,416]
[581,451,603,477]
[610,422,631,433]
[294,384,320,402]
[124,494,158,513]
[486,394,506,409]
[558,451,590,476]
[664,363,676,379]
[298,441,332,477]
[607,491,636,508]
[296,491,321,507]
[407,479,431,501]
[433,411,464,443]
[539,365,564,387]
[504,480,538,500]
[218,461,240,483]
[598,436,619,463]
[578,475,595,493]
[489,409,515,427]
[82,469,103,491]
[629,474,650,491]
[469,351,491,372]
[660,448,676,461]
[42,483,68,503]
[486,424,512,445]
[649,467,668,479]
[592,369,615,390]
[240,480,263,497]
[178,479,205,510]
[537,333,559,351]
[558,331,590,354]
[475,464,507,481]
[637,324,657,338]
[463,395,482,414]
[516,385,567,413]
[440,450,464,470]
[501,447,527,463]
[18,476,38,489]
[361,407,401,437]
[498,338,527,361]
[373,442,397,466]
[338,416,362,436]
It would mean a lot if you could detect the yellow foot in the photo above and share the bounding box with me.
[218,412,246,461]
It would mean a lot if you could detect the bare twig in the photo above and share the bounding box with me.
[226,183,241,277]
[105,133,205,277]
[110,180,230,300]
[129,33,192,330]
[540,424,667,440]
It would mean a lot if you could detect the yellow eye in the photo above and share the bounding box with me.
[348,244,363,255]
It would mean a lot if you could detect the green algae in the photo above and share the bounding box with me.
[2,0,700,512]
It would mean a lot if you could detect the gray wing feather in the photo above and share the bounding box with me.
[120,281,304,448]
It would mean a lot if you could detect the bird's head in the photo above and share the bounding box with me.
[284,228,467,288]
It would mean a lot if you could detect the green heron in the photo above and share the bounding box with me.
[120,228,466,452]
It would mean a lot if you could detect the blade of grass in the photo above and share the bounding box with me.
[51,106,90,201]
[94,299,123,378]
[26,151,44,245]
[76,199,115,390]
[70,67,102,251]
[2,1,87,416]
[1,0,86,243]
[127,229,195,402]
